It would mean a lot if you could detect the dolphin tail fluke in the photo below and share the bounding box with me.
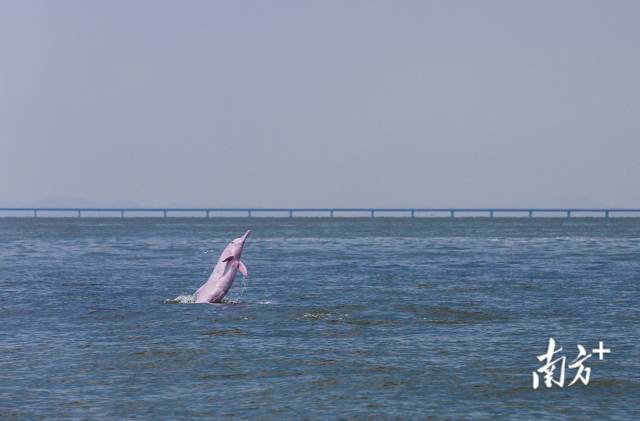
[238,261,248,277]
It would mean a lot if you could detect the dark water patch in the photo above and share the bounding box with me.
[587,377,635,390]
[132,348,207,357]
[295,309,399,327]
[308,376,342,388]
[199,371,253,380]
[308,358,340,366]
[199,328,247,337]
[367,365,402,373]
[343,318,399,327]
[396,304,503,325]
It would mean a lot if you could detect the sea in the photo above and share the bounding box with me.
[1,217,639,420]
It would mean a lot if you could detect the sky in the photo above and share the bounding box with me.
[1,0,639,207]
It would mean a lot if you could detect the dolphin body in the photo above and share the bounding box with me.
[195,230,250,303]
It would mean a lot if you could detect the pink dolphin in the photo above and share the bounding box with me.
[195,230,251,303]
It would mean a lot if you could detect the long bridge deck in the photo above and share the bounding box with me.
[1,208,639,218]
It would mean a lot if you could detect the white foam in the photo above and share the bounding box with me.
[165,294,197,304]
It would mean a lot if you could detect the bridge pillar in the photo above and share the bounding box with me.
[330,210,334,218]
[77,210,81,218]
[529,210,533,218]
[567,210,571,218]
[33,209,37,217]
[490,210,494,219]
[120,210,124,218]
[605,210,609,219]
[289,209,293,218]
[206,210,210,218]
[411,209,415,218]
[163,210,167,218]
[370,210,375,218]
[450,210,455,218]
[248,210,252,218]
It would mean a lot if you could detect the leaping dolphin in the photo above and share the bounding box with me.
[195,230,251,303]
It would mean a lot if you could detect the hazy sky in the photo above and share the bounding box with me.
[1,0,639,207]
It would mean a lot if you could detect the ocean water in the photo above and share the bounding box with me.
[1,217,639,420]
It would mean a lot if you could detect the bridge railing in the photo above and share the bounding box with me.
[1,208,640,218]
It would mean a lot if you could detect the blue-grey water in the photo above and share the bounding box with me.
[1,218,639,420]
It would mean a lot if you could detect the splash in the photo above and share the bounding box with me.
[236,276,249,301]
[167,272,250,304]
[165,294,197,304]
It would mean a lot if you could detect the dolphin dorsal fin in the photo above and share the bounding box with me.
[238,261,248,277]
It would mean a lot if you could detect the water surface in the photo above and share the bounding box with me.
[1,218,639,419]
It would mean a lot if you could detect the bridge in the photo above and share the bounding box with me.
[1,207,639,218]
